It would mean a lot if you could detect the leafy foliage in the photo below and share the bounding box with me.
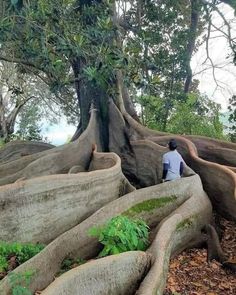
[0,241,44,272]
[56,257,86,276]
[0,0,234,136]
[9,270,35,295]
[88,215,149,257]
[14,104,45,142]
[138,92,227,140]
[0,255,8,272]
[0,61,61,142]
[167,93,226,139]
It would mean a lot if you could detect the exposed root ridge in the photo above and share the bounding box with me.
[0,109,101,185]
[0,175,205,295]
[136,175,212,294]
[41,251,152,295]
[0,150,132,244]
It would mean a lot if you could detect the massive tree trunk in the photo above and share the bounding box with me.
[0,1,235,293]
[0,79,235,294]
[184,0,200,93]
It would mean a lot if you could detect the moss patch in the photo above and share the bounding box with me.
[176,216,195,231]
[122,195,177,217]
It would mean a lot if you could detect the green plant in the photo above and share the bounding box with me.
[60,257,86,270]
[0,140,5,148]
[56,257,86,277]
[0,255,8,272]
[176,216,194,232]
[9,270,35,295]
[123,196,177,217]
[88,215,149,257]
[0,241,44,273]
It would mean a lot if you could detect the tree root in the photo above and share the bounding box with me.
[136,174,211,294]
[0,109,101,185]
[149,135,236,221]
[41,251,152,295]
[0,140,54,164]
[204,224,236,273]
[0,150,132,244]
[109,106,236,220]
[0,174,204,295]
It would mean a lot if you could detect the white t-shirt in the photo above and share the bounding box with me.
[162,150,184,181]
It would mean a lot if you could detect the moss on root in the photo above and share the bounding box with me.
[176,216,195,231]
[122,196,177,217]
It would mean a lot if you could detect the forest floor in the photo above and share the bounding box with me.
[164,214,236,295]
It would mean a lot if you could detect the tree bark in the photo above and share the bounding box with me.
[0,91,32,141]
[0,99,235,294]
[184,0,200,93]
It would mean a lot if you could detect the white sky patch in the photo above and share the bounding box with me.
[42,120,76,146]
[192,3,236,111]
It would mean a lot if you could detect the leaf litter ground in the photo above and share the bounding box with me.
[164,214,236,295]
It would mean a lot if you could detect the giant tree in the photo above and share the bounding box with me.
[0,0,235,294]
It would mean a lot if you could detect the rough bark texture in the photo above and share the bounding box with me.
[0,109,101,185]
[41,251,152,295]
[0,172,210,294]
[0,140,54,164]
[0,100,235,295]
[184,0,200,93]
[122,112,236,221]
[0,150,133,244]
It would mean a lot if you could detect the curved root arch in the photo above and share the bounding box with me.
[0,140,55,164]
[115,107,236,220]
[0,109,101,186]
[0,100,235,295]
[0,172,211,295]
[0,149,133,244]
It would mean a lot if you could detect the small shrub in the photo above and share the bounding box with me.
[0,242,44,274]
[9,270,35,295]
[0,255,8,272]
[0,140,5,148]
[88,215,149,257]
[57,257,86,277]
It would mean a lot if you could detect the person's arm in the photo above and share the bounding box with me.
[162,163,168,181]
[179,161,184,176]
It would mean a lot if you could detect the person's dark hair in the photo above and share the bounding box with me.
[168,139,177,150]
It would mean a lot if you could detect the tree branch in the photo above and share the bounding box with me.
[0,54,37,69]
[201,0,236,53]
[6,95,34,134]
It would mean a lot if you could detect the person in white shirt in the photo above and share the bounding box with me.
[162,139,185,182]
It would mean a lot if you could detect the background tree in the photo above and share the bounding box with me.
[0,61,33,141]
[0,60,63,142]
[228,95,236,142]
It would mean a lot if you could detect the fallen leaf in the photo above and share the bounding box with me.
[189,261,199,267]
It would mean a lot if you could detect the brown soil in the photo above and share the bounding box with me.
[164,215,236,295]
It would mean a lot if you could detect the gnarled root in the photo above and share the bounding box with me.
[0,175,203,295]
[136,175,212,295]
[0,110,101,185]
[0,150,133,244]
[41,251,152,295]
[204,224,236,273]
